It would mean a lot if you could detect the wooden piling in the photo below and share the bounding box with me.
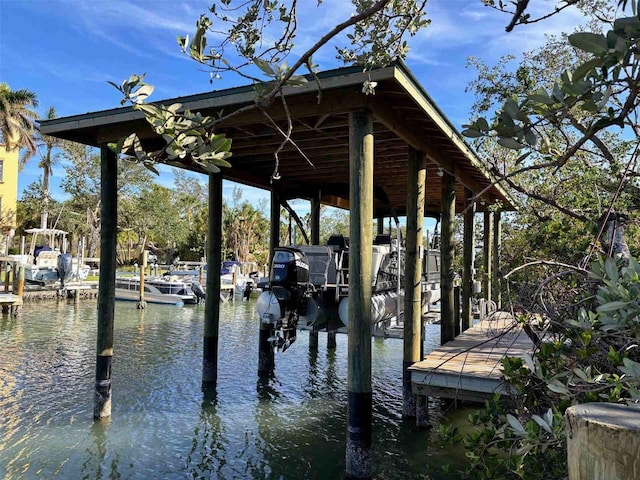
[94,145,117,419]
[4,261,10,293]
[16,265,24,297]
[483,211,494,305]
[416,395,429,428]
[309,194,320,350]
[461,189,475,331]
[403,147,425,418]
[346,110,374,479]
[492,210,501,309]
[203,173,223,387]
[137,250,147,309]
[440,171,456,345]
[567,403,640,480]
[327,330,337,349]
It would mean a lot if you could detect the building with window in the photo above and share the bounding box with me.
[0,144,19,235]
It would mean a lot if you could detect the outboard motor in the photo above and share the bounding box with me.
[256,247,313,352]
[270,247,309,308]
[56,253,73,288]
[192,281,206,303]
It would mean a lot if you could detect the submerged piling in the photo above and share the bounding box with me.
[346,110,374,479]
[94,146,117,419]
[203,173,223,388]
[440,171,456,345]
[403,147,425,417]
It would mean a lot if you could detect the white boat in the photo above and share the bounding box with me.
[168,261,260,299]
[11,228,90,285]
[256,233,441,351]
[115,275,198,305]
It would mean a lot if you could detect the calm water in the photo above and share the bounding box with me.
[0,299,466,479]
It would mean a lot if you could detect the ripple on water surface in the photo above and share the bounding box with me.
[0,300,464,479]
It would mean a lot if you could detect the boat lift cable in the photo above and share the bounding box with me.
[281,200,310,245]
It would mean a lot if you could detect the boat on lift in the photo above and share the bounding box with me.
[10,228,90,286]
[256,234,441,352]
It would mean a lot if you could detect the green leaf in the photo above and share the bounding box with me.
[144,163,160,175]
[506,414,526,436]
[547,382,570,395]
[287,75,308,86]
[527,93,555,105]
[498,137,525,150]
[522,351,535,372]
[573,58,602,81]
[532,414,553,434]
[476,117,489,132]
[597,301,630,312]
[254,58,275,76]
[461,128,483,138]
[569,32,608,55]
[503,99,520,119]
[605,257,619,282]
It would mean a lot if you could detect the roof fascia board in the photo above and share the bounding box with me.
[40,66,396,137]
[392,66,517,209]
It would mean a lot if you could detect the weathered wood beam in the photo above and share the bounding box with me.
[462,188,475,331]
[346,110,374,479]
[492,210,502,309]
[483,211,494,305]
[403,147,426,418]
[440,171,456,345]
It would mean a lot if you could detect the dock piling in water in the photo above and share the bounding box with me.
[203,173,223,388]
[94,146,117,420]
[346,110,374,479]
[403,147,425,418]
[440,171,456,345]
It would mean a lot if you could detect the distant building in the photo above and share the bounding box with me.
[0,144,19,242]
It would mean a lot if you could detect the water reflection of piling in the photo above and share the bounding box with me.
[186,390,227,479]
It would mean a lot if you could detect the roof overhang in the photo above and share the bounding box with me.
[41,62,516,217]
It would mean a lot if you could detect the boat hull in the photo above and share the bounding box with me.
[115,289,188,306]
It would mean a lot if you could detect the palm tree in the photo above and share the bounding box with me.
[33,106,62,228]
[0,83,38,158]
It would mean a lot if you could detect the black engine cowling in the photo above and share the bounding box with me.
[270,247,309,307]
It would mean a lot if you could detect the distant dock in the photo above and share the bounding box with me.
[410,313,534,402]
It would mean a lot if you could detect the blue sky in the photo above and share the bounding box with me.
[0,0,585,221]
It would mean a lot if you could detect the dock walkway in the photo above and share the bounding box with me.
[410,313,534,402]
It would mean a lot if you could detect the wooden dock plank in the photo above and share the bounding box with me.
[410,312,533,401]
[0,293,23,306]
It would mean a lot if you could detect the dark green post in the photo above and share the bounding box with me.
[462,189,475,331]
[440,171,456,345]
[377,217,384,235]
[203,173,223,387]
[309,193,320,350]
[94,145,117,419]
[346,110,374,479]
[492,210,501,309]
[403,147,425,417]
[483,211,494,305]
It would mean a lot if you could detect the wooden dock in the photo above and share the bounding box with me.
[410,313,534,402]
[0,293,23,316]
